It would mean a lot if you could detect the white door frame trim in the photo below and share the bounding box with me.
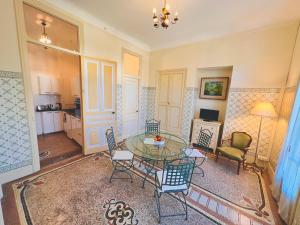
[14,0,85,173]
[122,49,142,140]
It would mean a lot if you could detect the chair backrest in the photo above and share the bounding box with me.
[231,132,252,150]
[161,158,195,189]
[145,119,160,135]
[105,127,117,156]
[197,128,213,150]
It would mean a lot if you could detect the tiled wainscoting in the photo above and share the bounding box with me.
[182,87,197,140]
[223,88,281,160]
[0,71,32,173]
[140,87,156,130]
[270,86,297,169]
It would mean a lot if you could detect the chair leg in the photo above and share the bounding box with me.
[237,161,240,175]
[181,192,188,220]
[154,190,161,223]
[215,150,219,162]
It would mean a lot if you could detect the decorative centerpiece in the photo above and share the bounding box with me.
[154,135,165,146]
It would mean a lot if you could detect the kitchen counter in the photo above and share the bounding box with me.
[36,109,81,119]
[63,109,81,119]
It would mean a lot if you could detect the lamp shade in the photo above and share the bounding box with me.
[251,102,277,117]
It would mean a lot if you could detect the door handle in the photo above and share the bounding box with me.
[136,110,139,112]
[112,112,115,114]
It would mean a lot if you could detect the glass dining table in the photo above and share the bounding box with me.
[125,132,188,187]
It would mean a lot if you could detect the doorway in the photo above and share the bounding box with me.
[122,51,141,139]
[23,4,83,167]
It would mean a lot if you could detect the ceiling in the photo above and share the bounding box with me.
[48,0,300,51]
[24,4,79,51]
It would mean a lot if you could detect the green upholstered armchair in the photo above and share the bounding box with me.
[215,132,252,175]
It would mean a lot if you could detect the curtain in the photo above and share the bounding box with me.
[272,84,300,224]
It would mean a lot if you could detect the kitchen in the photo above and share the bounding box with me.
[24,4,83,167]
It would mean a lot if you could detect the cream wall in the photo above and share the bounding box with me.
[270,24,300,173]
[0,0,21,72]
[83,23,149,86]
[149,22,299,89]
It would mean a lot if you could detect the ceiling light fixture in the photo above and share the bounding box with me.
[39,20,52,44]
[152,0,178,29]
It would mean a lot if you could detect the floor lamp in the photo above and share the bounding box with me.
[249,102,277,172]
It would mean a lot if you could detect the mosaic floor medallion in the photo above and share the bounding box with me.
[103,199,138,225]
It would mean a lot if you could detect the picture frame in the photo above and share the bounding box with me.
[199,77,229,100]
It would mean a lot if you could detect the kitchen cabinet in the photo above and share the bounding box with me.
[38,76,52,94]
[63,112,82,146]
[41,111,55,134]
[71,116,82,146]
[41,111,63,134]
[51,77,61,95]
[35,112,43,135]
[64,113,72,138]
[38,75,61,95]
[53,111,63,132]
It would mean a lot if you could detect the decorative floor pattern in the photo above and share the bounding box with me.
[12,152,275,225]
[131,156,275,225]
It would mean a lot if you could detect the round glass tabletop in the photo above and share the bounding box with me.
[125,132,188,161]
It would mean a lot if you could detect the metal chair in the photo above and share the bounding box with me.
[154,158,195,223]
[145,119,160,135]
[105,127,134,183]
[139,119,161,168]
[184,128,212,177]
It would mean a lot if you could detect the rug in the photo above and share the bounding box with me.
[13,152,275,225]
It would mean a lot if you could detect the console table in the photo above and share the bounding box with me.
[191,119,222,153]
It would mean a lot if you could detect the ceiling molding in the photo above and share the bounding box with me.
[45,0,151,51]
[150,19,300,52]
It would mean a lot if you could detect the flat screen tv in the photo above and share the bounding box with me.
[200,108,219,121]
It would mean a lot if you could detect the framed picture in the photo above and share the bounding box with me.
[199,77,229,100]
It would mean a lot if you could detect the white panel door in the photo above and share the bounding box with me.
[123,77,139,139]
[53,111,63,132]
[157,70,185,135]
[82,58,116,154]
[102,63,115,112]
[42,112,54,134]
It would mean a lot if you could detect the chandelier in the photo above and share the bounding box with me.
[39,20,52,44]
[152,0,178,29]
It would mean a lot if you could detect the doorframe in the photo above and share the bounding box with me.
[14,0,84,172]
[156,68,187,135]
[122,49,142,139]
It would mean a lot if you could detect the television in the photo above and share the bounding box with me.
[200,108,219,122]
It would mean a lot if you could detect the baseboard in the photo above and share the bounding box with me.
[0,165,34,191]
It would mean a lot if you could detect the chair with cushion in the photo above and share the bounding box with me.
[139,119,161,168]
[145,119,160,135]
[184,128,212,177]
[215,131,252,175]
[154,158,195,223]
[105,127,134,183]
